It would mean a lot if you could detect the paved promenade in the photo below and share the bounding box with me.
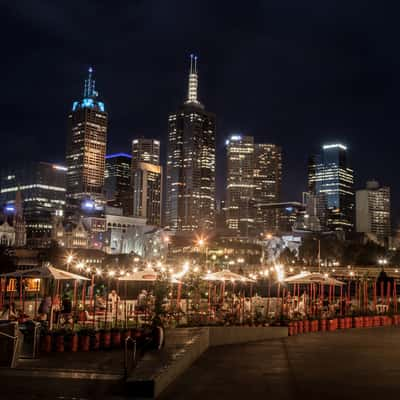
[160,327,400,400]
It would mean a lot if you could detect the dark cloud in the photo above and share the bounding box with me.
[1,0,400,223]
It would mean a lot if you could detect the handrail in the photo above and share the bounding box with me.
[124,336,137,379]
[0,331,17,340]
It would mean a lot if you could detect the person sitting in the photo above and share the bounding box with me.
[137,290,147,312]
[62,294,72,314]
[0,303,17,321]
[95,295,106,310]
[38,296,52,316]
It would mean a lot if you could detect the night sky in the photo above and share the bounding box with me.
[2,1,400,224]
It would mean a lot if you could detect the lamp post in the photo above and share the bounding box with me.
[66,253,75,272]
[197,237,208,269]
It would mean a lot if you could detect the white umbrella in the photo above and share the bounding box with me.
[0,265,89,281]
[118,268,158,282]
[284,272,344,286]
[17,265,90,281]
[202,269,255,283]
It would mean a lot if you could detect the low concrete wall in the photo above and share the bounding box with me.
[151,326,288,398]
[154,329,209,398]
[209,326,288,347]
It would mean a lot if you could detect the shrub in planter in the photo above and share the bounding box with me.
[319,319,327,332]
[100,329,111,349]
[40,330,53,353]
[64,329,79,352]
[298,320,304,334]
[90,330,101,350]
[328,318,337,331]
[54,329,66,352]
[78,328,92,351]
[288,322,294,336]
[303,319,310,333]
[111,328,121,348]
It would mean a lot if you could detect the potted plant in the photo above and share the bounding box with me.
[40,328,53,353]
[111,327,121,348]
[54,328,66,352]
[100,328,111,349]
[90,329,100,350]
[319,318,326,332]
[78,328,91,351]
[64,329,79,352]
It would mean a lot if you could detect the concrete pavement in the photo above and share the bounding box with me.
[160,327,400,400]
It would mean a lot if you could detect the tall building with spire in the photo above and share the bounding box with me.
[66,68,108,216]
[166,55,216,233]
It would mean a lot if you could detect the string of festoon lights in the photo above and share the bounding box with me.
[65,251,365,285]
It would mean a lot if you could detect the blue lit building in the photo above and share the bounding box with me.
[66,67,108,216]
[308,144,354,231]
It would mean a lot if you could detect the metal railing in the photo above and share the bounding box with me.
[123,336,137,379]
[0,330,19,368]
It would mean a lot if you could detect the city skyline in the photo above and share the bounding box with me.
[2,2,400,223]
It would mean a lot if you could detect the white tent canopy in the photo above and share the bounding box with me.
[202,269,255,283]
[118,268,158,282]
[284,272,344,286]
[0,265,89,281]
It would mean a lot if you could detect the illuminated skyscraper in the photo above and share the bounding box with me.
[308,144,354,231]
[254,144,282,204]
[66,67,108,214]
[166,55,216,232]
[132,138,160,169]
[105,153,132,209]
[226,137,282,237]
[0,161,66,246]
[225,135,255,237]
[356,180,391,245]
[132,138,162,226]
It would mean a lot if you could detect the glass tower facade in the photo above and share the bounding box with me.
[225,135,255,236]
[166,56,216,232]
[132,138,162,226]
[309,144,354,231]
[0,161,66,246]
[104,153,132,209]
[66,68,108,215]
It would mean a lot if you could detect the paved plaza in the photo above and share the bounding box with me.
[160,327,400,400]
[1,327,400,399]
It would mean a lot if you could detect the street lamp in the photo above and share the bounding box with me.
[378,258,388,267]
[196,236,208,268]
[66,253,75,271]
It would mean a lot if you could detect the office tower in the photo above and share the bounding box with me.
[256,202,305,234]
[225,135,255,237]
[308,144,354,231]
[254,144,282,204]
[132,138,160,168]
[0,162,66,246]
[166,55,216,232]
[105,153,132,209]
[356,180,391,245]
[131,138,162,226]
[66,67,108,214]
